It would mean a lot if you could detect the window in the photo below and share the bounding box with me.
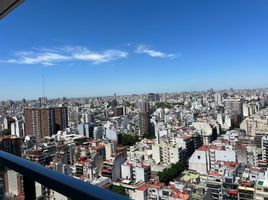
[198,156,201,159]
[163,191,169,196]
[225,178,233,183]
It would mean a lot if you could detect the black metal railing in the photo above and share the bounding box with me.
[0,150,128,200]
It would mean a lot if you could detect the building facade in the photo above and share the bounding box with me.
[24,107,68,142]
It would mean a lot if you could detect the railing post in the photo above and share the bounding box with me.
[23,175,36,200]
[0,151,128,200]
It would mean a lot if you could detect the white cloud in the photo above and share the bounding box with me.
[4,46,128,65]
[6,51,70,66]
[135,45,177,59]
[71,47,128,64]
[3,44,178,66]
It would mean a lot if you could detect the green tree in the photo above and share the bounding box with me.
[123,101,131,107]
[157,161,185,185]
[110,185,127,196]
[0,129,11,136]
[172,102,184,106]
[155,102,172,109]
[120,134,139,146]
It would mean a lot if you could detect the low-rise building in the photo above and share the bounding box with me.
[121,161,151,183]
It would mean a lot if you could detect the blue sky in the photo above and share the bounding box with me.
[1,0,268,100]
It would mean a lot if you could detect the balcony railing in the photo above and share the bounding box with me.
[0,150,128,200]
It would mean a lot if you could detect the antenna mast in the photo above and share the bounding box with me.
[42,73,45,98]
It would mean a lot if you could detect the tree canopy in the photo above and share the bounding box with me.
[110,185,127,196]
[123,101,135,108]
[157,162,185,185]
[0,129,11,136]
[155,102,172,109]
[119,134,139,146]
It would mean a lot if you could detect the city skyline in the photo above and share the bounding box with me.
[1,86,268,102]
[1,0,268,99]
[3,1,268,200]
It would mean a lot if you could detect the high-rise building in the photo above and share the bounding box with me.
[10,117,24,137]
[214,93,223,106]
[113,106,124,117]
[110,93,118,108]
[225,98,243,115]
[24,108,55,143]
[138,112,150,137]
[3,117,15,130]
[0,135,21,157]
[148,93,160,102]
[78,123,94,138]
[4,170,23,198]
[137,100,150,113]
[39,97,48,105]
[24,107,68,143]
[54,107,68,132]
[81,113,94,124]
[262,136,268,165]
[152,143,185,165]
[142,101,150,113]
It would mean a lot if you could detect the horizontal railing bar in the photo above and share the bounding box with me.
[0,151,128,200]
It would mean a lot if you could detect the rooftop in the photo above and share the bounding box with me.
[136,184,147,191]
[209,171,223,177]
[197,145,225,151]
[223,161,240,169]
[180,172,200,182]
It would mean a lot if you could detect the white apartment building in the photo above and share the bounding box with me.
[262,136,268,162]
[152,142,183,165]
[189,145,236,175]
[121,161,151,182]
